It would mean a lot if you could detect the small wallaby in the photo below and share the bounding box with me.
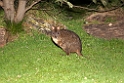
[51,26,83,56]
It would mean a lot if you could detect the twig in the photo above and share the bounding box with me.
[30,8,53,11]
[73,4,124,13]
[25,0,42,12]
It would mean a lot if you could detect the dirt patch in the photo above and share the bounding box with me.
[83,9,124,40]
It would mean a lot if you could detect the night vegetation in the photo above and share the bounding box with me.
[0,0,124,83]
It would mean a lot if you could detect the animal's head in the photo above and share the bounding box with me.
[51,26,62,44]
[51,26,61,38]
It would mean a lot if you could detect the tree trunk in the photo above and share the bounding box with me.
[3,0,15,22]
[2,0,27,23]
[14,0,27,23]
[1,0,42,23]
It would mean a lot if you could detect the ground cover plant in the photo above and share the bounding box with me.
[0,18,124,83]
[0,2,124,82]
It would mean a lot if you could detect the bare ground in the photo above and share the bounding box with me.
[83,9,124,40]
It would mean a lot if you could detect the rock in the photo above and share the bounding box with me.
[0,28,8,47]
[84,23,124,39]
[24,15,67,36]
[84,10,124,40]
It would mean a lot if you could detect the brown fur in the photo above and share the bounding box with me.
[51,26,83,56]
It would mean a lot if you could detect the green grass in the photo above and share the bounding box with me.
[0,19,124,83]
[0,10,5,27]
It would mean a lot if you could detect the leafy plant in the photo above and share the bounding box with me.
[5,21,24,34]
[92,0,108,6]
[92,0,123,6]
[55,0,73,8]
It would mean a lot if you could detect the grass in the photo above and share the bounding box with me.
[5,21,24,34]
[0,17,124,83]
[0,10,5,27]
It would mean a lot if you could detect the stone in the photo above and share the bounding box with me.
[0,28,8,47]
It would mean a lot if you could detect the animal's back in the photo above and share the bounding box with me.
[59,29,82,47]
[58,29,82,56]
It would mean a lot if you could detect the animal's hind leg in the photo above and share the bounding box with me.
[63,48,70,55]
[76,49,83,56]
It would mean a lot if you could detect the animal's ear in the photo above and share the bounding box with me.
[52,26,55,30]
[57,27,60,30]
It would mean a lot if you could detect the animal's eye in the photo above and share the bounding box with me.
[52,32,55,35]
